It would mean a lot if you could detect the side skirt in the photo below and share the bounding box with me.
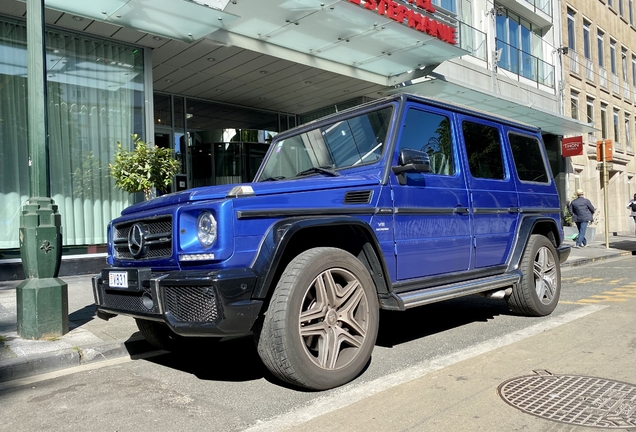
[381,271,521,311]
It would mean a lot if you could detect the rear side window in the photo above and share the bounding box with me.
[462,121,505,180]
[509,133,549,183]
[400,108,455,175]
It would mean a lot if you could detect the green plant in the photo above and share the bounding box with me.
[109,134,181,201]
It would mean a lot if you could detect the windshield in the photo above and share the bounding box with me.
[257,106,394,181]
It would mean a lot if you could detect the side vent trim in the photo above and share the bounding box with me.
[344,190,373,204]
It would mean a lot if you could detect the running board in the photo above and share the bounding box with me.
[389,272,521,310]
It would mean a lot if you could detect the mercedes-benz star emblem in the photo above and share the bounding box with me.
[128,223,148,258]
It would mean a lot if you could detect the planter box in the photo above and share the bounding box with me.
[563,226,596,243]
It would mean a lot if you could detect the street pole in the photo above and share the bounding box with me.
[602,140,610,249]
[16,0,68,339]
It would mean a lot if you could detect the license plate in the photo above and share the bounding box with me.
[109,271,128,288]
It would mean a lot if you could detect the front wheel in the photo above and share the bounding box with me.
[135,319,184,351]
[256,247,379,390]
[507,234,561,316]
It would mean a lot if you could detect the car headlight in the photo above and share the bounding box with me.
[197,211,217,248]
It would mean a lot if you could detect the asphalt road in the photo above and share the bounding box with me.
[0,256,634,432]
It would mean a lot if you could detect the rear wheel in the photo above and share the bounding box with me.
[256,247,379,390]
[507,234,560,316]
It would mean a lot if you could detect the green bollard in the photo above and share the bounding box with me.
[16,198,68,339]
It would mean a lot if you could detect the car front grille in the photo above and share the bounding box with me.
[164,285,218,323]
[100,285,159,315]
[113,216,172,260]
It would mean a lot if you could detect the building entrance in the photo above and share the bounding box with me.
[154,93,289,191]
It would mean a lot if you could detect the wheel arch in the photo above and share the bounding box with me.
[506,216,561,273]
[250,217,391,300]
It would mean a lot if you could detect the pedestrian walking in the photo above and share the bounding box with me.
[626,193,636,236]
[568,189,595,248]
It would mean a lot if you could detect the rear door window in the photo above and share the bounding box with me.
[462,121,505,180]
[508,133,549,183]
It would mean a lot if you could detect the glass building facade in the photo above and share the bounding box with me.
[0,16,145,249]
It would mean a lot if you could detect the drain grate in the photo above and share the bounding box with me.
[498,370,636,429]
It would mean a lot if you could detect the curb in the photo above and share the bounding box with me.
[0,336,159,384]
[562,250,634,268]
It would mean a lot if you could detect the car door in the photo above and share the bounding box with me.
[506,129,561,226]
[391,104,472,281]
[458,115,519,269]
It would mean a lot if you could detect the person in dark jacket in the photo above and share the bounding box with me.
[568,189,595,248]
[627,193,636,236]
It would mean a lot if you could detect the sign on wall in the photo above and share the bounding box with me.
[561,136,583,157]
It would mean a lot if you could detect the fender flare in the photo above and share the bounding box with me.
[506,215,560,272]
[250,216,391,299]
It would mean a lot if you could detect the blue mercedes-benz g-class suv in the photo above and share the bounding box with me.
[93,94,570,390]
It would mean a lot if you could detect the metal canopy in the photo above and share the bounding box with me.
[42,0,468,86]
[221,0,467,80]
[391,76,597,136]
[44,0,239,42]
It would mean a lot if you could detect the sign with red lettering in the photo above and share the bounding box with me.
[561,136,583,157]
[347,0,457,45]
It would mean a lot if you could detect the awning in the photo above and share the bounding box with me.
[43,0,469,86]
[388,75,597,136]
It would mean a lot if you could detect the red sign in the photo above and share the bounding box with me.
[561,136,583,157]
[347,0,457,45]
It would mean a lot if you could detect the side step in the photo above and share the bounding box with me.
[389,272,521,310]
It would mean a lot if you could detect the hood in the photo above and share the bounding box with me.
[121,173,382,215]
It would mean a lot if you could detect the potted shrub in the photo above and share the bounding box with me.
[109,134,181,201]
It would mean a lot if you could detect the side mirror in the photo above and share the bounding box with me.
[392,149,430,185]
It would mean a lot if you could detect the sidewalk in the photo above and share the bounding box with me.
[0,233,634,384]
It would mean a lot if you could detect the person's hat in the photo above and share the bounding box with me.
[576,189,584,196]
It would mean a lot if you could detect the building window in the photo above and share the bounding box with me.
[587,98,595,141]
[622,48,629,80]
[495,7,551,86]
[601,104,608,139]
[620,0,625,16]
[610,39,617,75]
[625,114,632,151]
[598,30,604,68]
[0,17,146,249]
[630,0,634,25]
[571,91,580,120]
[567,9,576,51]
[614,108,621,148]
[432,0,456,13]
[583,21,591,59]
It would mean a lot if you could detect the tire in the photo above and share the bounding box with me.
[507,234,561,316]
[135,319,184,351]
[256,247,380,390]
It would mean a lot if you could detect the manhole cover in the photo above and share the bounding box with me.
[498,370,636,429]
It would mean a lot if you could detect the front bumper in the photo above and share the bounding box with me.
[92,267,262,337]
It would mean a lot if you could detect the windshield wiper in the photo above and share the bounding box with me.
[259,175,287,182]
[295,166,340,177]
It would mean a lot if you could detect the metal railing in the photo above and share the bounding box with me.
[495,39,554,88]
[521,0,552,16]
[569,50,579,75]
[458,22,487,61]
[585,58,595,82]
[600,67,608,88]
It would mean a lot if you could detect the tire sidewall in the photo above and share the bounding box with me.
[522,235,561,316]
[278,248,379,390]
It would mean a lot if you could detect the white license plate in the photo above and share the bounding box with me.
[109,271,128,288]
